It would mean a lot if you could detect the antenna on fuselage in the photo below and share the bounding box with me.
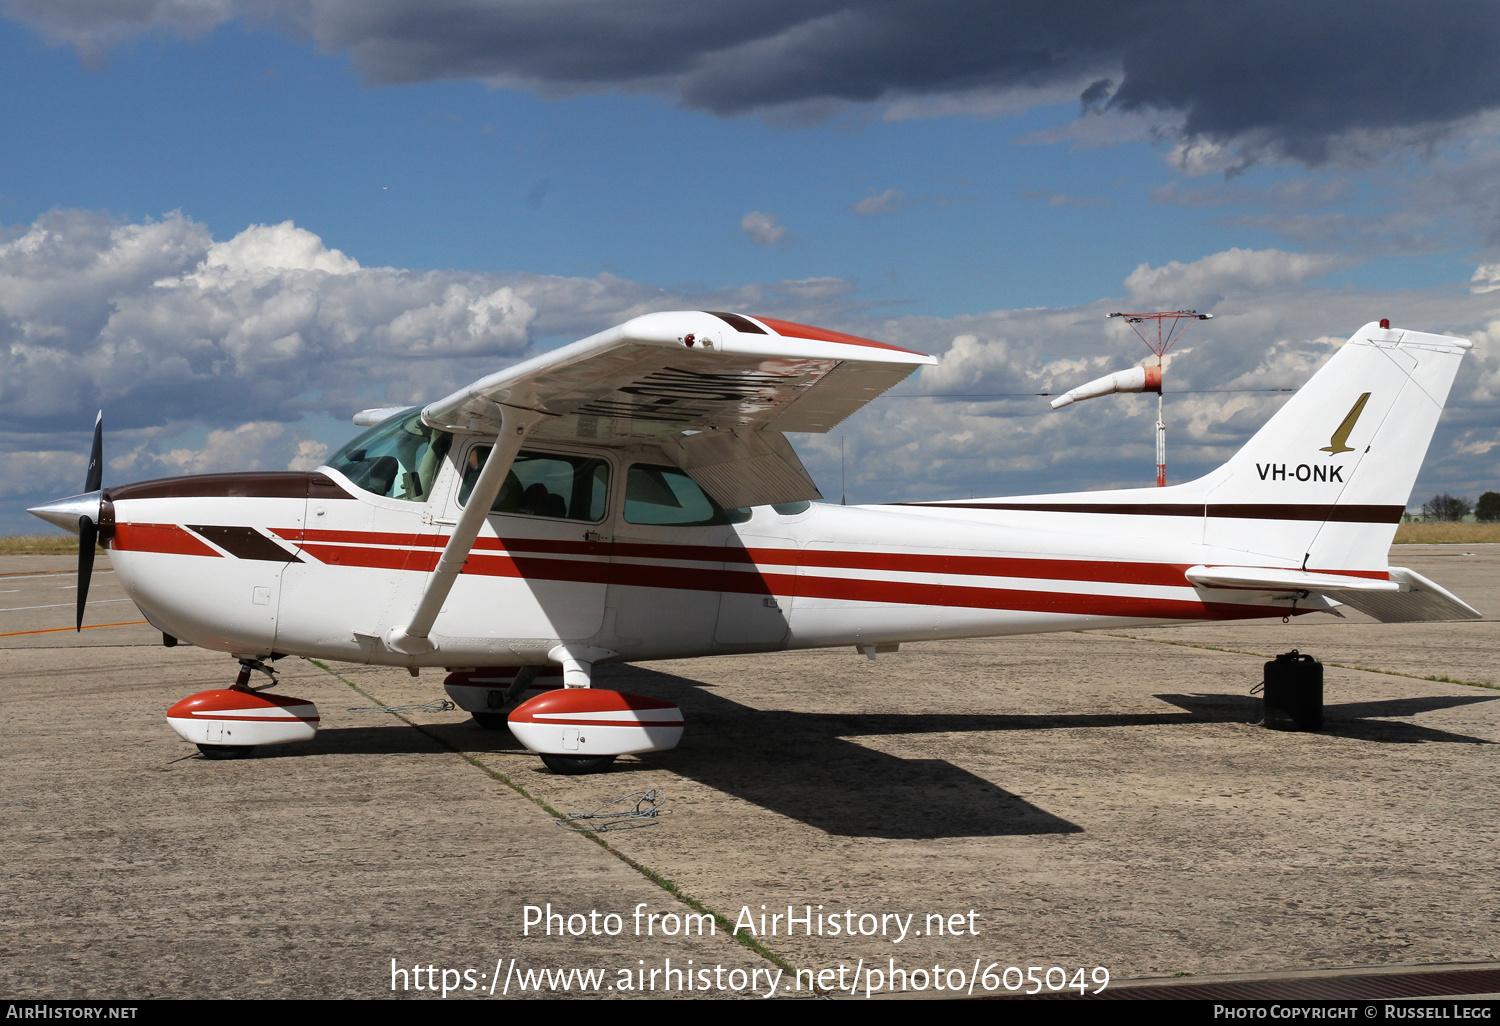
[1051,309,1212,487]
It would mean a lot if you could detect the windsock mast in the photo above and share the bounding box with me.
[1103,309,1212,487]
[1056,306,1218,486]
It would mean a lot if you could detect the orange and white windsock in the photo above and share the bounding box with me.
[1050,364,1162,409]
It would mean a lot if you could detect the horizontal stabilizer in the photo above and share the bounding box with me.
[1187,565,1481,622]
[1186,565,1399,593]
[1338,567,1483,623]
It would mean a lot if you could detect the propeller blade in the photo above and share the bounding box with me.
[77,412,103,630]
[85,411,103,492]
[77,515,97,632]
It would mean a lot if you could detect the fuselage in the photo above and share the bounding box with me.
[100,431,1327,669]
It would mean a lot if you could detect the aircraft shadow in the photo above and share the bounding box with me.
[251,672,1495,834]
[1155,692,1498,745]
[594,665,1082,840]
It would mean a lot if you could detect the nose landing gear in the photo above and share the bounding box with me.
[166,657,320,760]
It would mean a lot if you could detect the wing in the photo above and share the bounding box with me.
[421,311,934,508]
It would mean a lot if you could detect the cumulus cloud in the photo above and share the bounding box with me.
[3,211,1496,530]
[792,253,1500,505]
[852,189,910,216]
[1473,264,1500,295]
[1122,248,1349,308]
[0,208,876,529]
[740,211,790,247]
[0,210,545,436]
[14,2,1500,166]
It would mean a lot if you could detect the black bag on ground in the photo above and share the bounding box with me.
[1261,650,1323,731]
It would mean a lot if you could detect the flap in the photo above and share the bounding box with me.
[660,428,822,509]
[420,311,933,444]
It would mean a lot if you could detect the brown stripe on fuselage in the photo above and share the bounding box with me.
[106,471,351,502]
[187,525,304,562]
[899,502,1404,524]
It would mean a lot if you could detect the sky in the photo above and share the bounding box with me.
[2,1,1499,533]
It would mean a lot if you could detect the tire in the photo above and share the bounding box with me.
[540,753,617,775]
[472,712,509,730]
[197,744,255,760]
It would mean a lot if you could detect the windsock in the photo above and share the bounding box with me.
[1050,364,1162,409]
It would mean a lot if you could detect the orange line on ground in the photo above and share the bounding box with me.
[0,569,75,578]
[0,620,150,638]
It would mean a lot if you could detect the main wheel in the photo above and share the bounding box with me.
[540,753,617,775]
[472,712,509,730]
[197,744,255,760]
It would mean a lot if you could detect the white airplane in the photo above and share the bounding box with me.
[29,312,1481,772]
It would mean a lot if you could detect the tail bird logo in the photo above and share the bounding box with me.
[1321,392,1371,455]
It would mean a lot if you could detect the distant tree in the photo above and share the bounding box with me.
[1477,491,1500,523]
[1424,493,1472,521]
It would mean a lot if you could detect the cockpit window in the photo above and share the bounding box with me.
[624,464,751,526]
[459,448,610,522]
[326,412,453,502]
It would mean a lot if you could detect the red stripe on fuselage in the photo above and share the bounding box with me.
[286,530,1278,620]
[280,527,1193,587]
[112,523,223,558]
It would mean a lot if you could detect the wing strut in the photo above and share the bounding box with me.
[385,405,547,656]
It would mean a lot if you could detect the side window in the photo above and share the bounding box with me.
[624,464,751,526]
[459,448,610,522]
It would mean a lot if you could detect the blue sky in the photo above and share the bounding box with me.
[2,3,1498,531]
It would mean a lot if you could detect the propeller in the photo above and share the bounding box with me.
[77,412,103,631]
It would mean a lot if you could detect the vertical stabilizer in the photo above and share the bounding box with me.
[1201,322,1470,569]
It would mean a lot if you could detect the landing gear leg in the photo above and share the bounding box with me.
[168,656,315,760]
[471,667,539,729]
[194,658,278,758]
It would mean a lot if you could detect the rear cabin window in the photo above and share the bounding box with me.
[459,448,610,522]
[624,464,751,526]
[325,412,453,503]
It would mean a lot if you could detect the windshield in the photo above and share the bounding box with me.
[325,411,453,502]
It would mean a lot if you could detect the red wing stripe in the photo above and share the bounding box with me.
[754,316,930,356]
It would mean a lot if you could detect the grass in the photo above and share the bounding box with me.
[1394,522,1500,544]
[0,534,94,555]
